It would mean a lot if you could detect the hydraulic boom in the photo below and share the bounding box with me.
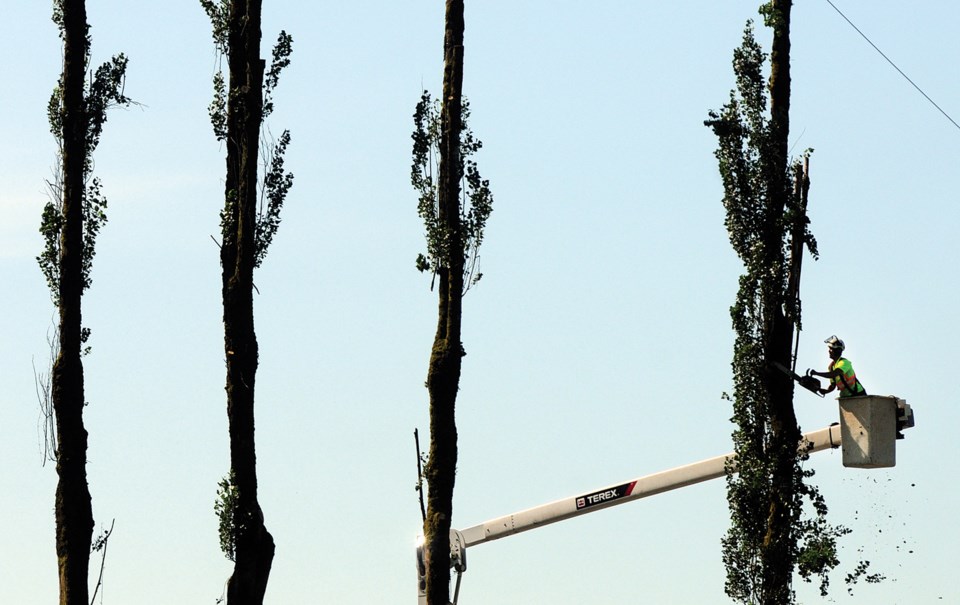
[417,397,914,604]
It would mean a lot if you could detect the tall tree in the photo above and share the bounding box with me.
[201,1,293,603]
[411,2,492,603]
[38,1,129,603]
[706,3,844,603]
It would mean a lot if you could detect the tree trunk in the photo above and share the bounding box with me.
[222,1,275,603]
[761,1,802,602]
[53,1,94,603]
[424,2,465,604]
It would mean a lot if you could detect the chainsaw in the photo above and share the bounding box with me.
[771,361,823,397]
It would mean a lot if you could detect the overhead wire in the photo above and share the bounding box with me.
[824,0,960,133]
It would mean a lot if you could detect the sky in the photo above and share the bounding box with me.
[1,1,958,603]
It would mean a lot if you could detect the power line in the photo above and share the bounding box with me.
[824,0,960,133]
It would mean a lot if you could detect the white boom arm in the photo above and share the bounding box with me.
[460,423,841,548]
[420,396,915,605]
[417,424,844,605]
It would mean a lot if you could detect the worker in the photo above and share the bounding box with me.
[808,335,866,398]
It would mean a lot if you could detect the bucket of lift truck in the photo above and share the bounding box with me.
[838,396,914,469]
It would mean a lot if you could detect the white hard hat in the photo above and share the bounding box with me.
[824,335,845,351]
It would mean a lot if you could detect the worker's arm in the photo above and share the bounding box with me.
[807,365,841,396]
[809,367,842,381]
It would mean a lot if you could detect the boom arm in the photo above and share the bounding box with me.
[419,398,914,605]
[460,423,841,548]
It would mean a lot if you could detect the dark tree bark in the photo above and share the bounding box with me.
[711,4,834,602]
[221,1,275,602]
[423,2,465,604]
[53,1,94,603]
[760,1,802,602]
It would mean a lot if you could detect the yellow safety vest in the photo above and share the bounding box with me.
[832,358,864,397]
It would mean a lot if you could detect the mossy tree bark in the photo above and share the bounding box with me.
[423,2,465,604]
[53,2,93,603]
[221,1,275,602]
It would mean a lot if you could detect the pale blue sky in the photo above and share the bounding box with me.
[1,1,957,603]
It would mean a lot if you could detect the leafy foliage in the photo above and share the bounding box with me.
[201,0,229,141]
[255,129,294,269]
[51,1,65,36]
[203,4,293,269]
[706,21,836,604]
[411,90,493,292]
[86,55,130,156]
[219,188,238,245]
[209,71,228,142]
[38,23,130,308]
[37,200,63,304]
[199,0,230,54]
[263,31,293,121]
[81,178,109,293]
[214,472,241,562]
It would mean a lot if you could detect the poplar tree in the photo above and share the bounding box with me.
[705,2,845,602]
[38,1,129,603]
[411,2,493,603]
[201,1,293,602]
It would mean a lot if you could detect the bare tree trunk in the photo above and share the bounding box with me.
[222,1,274,602]
[423,2,465,604]
[53,1,94,603]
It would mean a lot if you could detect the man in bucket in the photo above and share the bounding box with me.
[808,335,866,398]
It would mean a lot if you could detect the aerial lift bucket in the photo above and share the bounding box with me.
[838,395,912,468]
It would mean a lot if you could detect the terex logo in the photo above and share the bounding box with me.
[575,481,637,510]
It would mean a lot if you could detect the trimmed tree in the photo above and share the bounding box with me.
[201,1,293,602]
[411,2,493,603]
[705,3,845,603]
[38,1,129,603]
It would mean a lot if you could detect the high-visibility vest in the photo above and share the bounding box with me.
[832,358,864,397]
